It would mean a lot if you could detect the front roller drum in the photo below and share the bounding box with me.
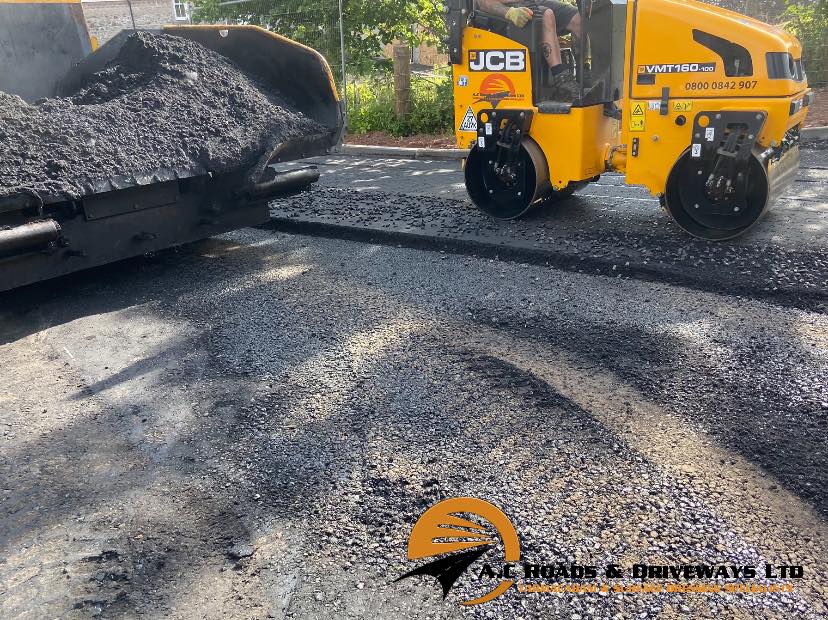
[465,138,570,219]
[664,145,798,241]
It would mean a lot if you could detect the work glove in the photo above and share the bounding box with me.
[505,6,533,27]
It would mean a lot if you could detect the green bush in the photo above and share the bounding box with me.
[781,0,828,85]
[346,70,454,136]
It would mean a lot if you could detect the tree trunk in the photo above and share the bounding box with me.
[393,44,411,117]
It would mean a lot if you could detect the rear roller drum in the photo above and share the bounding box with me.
[464,138,571,219]
[664,150,770,241]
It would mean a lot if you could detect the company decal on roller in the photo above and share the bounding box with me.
[469,49,527,72]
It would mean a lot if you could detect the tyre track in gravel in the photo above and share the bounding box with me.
[448,325,828,614]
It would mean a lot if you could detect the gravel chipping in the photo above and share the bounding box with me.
[1,229,826,618]
[268,149,828,311]
[270,186,828,311]
[0,31,323,201]
[0,147,825,618]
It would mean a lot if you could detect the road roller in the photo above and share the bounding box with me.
[446,0,812,240]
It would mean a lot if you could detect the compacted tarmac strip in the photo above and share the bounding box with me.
[1,148,826,619]
[270,146,828,311]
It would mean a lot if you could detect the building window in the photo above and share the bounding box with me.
[172,0,189,21]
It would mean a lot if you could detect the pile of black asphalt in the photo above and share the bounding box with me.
[0,31,323,201]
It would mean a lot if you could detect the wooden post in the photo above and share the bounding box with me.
[393,44,411,117]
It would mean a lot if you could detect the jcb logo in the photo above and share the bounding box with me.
[469,50,526,72]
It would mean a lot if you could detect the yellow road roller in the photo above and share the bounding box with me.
[446,0,812,239]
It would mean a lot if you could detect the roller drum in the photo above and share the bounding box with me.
[464,138,554,219]
[663,144,799,241]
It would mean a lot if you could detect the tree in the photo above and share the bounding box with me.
[190,0,448,76]
[781,0,828,84]
[347,0,446,72]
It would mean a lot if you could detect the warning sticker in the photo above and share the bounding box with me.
[705,127,716,142]
[629,103,646,131]
[459,107,477,132]
[672,100,693,112]
[691,143,702,157]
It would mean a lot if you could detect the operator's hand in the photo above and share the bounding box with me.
[505,6,533,27]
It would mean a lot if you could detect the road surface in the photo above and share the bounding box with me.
[1,148,826,619]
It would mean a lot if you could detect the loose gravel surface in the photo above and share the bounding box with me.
[1,226,826,619]
[270,148,828,310]
[0,32,322,201]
